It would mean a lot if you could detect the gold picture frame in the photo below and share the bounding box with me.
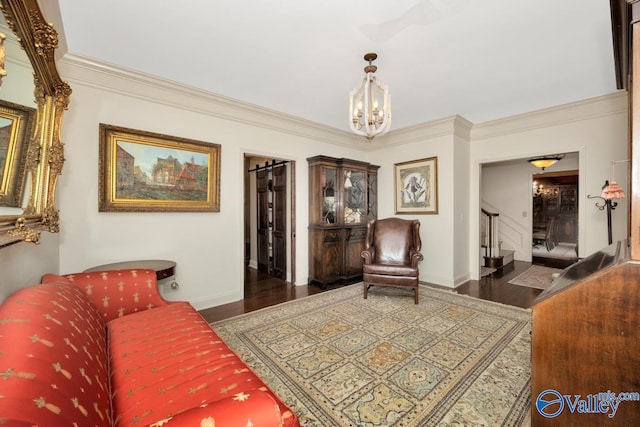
[99,124,221,212]
[394,156,438,214]
[0,99,35,207]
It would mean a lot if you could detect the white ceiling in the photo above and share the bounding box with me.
[55,0,619,133]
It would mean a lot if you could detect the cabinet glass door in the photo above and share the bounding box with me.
[367,171,377,221]
[344,169,366,224]
[321,167,337,224]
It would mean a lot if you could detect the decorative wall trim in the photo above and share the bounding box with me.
[58,53,624,152]
[190,290,243,312]
[58,53,365,148]
[375,115,473,147]
[471,91,628,140]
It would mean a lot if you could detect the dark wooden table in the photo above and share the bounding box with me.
[84,259,176,281]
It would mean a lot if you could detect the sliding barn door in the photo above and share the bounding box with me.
[256,169,270,273]
[255,163,287,279]
[271,164,287,279]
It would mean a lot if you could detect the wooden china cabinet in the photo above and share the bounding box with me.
[307,156,379,288]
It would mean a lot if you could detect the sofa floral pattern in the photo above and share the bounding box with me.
[0,269,298,427]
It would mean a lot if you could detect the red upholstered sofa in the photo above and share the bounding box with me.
[0,269,299,427]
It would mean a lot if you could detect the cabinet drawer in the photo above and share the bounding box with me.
[323,229,342,242]
[348,227,367,241]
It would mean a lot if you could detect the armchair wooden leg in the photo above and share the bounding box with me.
[414,287,419,304]
[363,282,368,299]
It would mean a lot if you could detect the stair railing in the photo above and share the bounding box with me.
[482,208,500,259]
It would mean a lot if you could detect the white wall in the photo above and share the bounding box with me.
[469,92,628,279]
[368,117,472,287]
[55,55,366,310]
[0,233,59,301]
[453,129,471,285]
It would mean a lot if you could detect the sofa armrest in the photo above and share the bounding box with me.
[148,390,297,427]
[42,269,170,322]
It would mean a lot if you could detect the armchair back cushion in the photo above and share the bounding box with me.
[362,217,423,303]
[370,218,421,265]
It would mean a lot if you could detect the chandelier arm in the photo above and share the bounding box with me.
[378,80,391,133]
[363,72,372,137]
[349,78,366,136]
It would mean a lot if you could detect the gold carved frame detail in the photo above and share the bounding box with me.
[0,0,71,246]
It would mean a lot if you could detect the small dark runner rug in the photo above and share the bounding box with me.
[508,265,563,290]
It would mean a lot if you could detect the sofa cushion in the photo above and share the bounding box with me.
[0,280,112,426]
[147,389,285,426]
[43,269,169,322]
[108,301,297,427]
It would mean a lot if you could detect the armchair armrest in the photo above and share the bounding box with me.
[42,269,170,322]
[410,250,424,268]
[148,390,296,427]
[361,247,375,264]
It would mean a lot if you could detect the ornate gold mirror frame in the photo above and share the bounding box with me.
[0,0,70,247]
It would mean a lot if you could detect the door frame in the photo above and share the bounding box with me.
[244,154,296,286]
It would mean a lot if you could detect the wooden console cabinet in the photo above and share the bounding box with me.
[531,242,640,425]
[307,156,379,288]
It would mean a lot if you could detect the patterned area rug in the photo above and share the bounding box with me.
[212,284,532,426]
[508,265,563,289]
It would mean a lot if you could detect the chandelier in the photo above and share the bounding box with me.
[349,53,391,140]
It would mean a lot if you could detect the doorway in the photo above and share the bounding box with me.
[244,155,296,288]
[532,170,579,267]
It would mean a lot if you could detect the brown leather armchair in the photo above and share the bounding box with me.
[361,218,424,304]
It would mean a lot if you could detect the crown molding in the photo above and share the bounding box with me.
[373,115,474,148]
[56,53,624,150]
[57,53,369,148]
[471,91,627,140]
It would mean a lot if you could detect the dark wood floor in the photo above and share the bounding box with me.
[199,260,545,323]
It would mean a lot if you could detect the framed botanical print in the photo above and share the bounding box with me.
[394,156,438,214]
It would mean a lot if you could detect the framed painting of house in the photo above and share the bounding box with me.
[98,124,221,212]
[394,156,438,214]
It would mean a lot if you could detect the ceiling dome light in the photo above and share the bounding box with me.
[528,154,565,170]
